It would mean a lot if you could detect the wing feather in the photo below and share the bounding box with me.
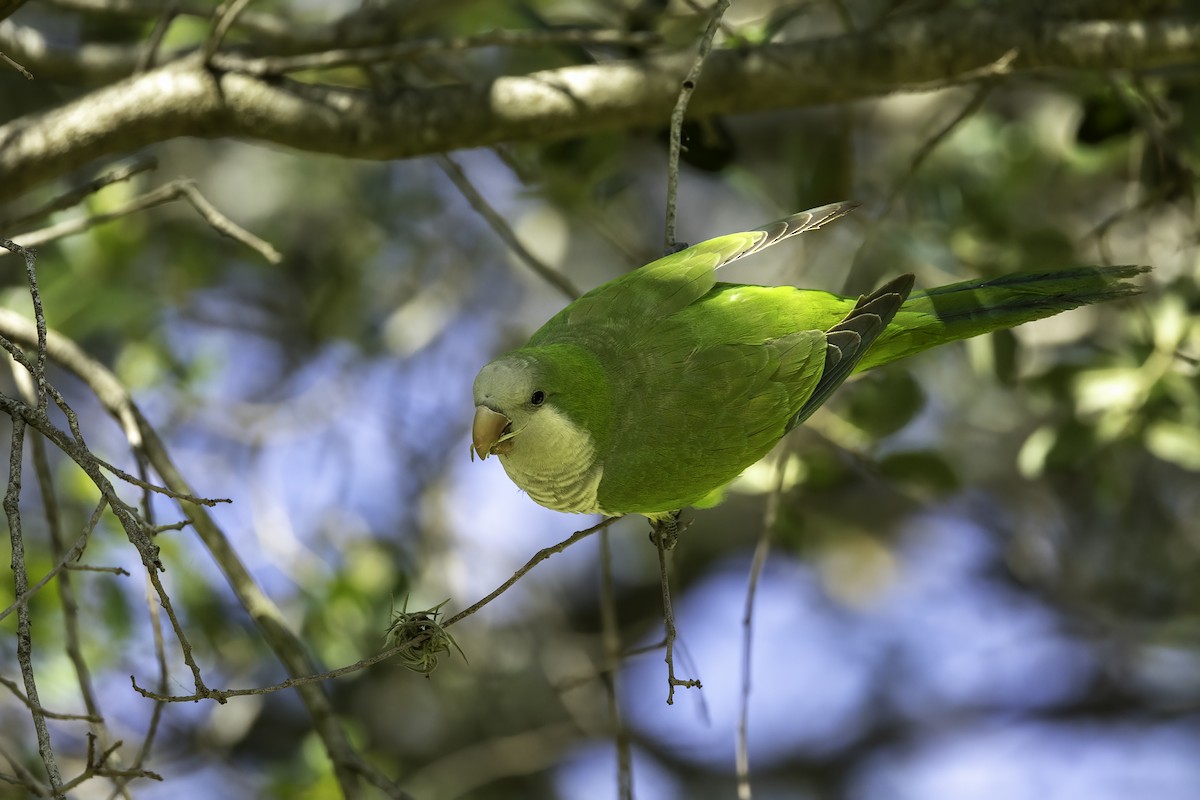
[529,202,857,343]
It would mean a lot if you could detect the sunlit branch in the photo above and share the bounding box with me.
[4,16,1198,203]
[664,0,731,252]
[436,153,582,301]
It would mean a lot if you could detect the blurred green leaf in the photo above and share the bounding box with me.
[878,449,960,495]
[1145,420,1200,471]
[843,369,925,439]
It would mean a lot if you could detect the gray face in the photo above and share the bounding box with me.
[472,356,554,460]
[471,355,602,513]
[474,357,545,418]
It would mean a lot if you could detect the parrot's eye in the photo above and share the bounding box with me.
[530,390,545,406]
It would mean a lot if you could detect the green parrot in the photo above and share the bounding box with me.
[471,202,1146,521]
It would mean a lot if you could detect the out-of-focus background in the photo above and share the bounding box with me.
[1,1,1198,798]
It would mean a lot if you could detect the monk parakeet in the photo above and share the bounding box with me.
[471,202,1145,520]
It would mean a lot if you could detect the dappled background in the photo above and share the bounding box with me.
[1,1,1199,799]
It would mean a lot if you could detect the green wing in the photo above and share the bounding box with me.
[528,202,857,344]
[595,324,828,514]
[587,278,906,514]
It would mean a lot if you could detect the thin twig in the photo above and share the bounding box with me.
[652,522,702,704]
[136,3,179,72]
[0,49,32,78]
[1,238,64,794]
[133,518,621,701]
[664,0,732,252]
[7,240,50,410]
[0,157,158,230]
[841,78,999,294]
[4,180,282,264]
[877,82,994,221]
[445,517,618,626]
[108,454,166,800]
[55,732,161,794]
[22,368,120,793]
[131,636,429,702]
[0,498,106,624]
[214,29,661,76]
[436,153,581,301]
[0,675,100,722]
[21,361,130,797]
[66,563,131,575]
[91,452,229,506]
[4,420,65,795]
[736,453,789,800]
[599,530,633,800]
[202,0,254,63]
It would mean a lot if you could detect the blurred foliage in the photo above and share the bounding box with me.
[1,1,1199,799]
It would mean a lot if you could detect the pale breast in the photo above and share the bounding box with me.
[500,454,604,514]
[496,406,607,514]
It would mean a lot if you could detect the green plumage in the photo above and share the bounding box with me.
[471,203,1148,518]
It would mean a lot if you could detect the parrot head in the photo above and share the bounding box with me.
[471,354,552,461]
[470,345,614,513]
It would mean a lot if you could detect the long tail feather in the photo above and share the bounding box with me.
[856,265,1149,372]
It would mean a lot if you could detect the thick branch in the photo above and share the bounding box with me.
[1,15,1199,202]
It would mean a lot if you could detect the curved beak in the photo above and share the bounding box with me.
[472,406,510,461]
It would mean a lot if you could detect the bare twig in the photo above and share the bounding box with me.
[4,180,283,264]
[214,29,661,76]
[436,153,581,301]
[0,395,220,699]
[841,78,998,294]
[55,733,161,794]
[137,3,180,73]
[7,240,50,410]
[877,82,995,221]
[664,0,732,252]
[445,517,619,626]
[0,498,106,624]
[21,371,124,795]
[130,635,428,702]
[66,563,130,575]
[203,0,255,63]
[651,523,702,704]
[599,530,633,800]
[4,420,65,795]
[90,452,229,507]
[0,239,63,793]
[133,517,620,704]
[121,573,168,794]
[1,48,31,78]
[0,157,158,230]
[736,454,789,800]
[0,675,100,722]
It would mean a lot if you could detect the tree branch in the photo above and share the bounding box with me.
[2,14,1198,202]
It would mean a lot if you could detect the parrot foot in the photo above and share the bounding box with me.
[648,510,689,551]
